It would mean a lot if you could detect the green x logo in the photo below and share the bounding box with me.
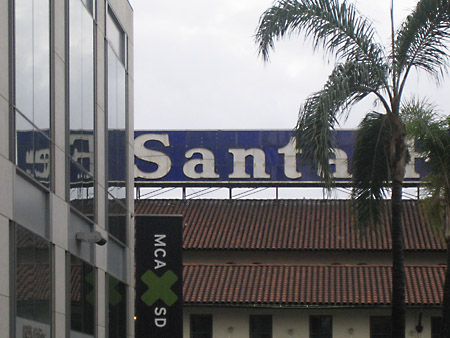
[141,270,178,307]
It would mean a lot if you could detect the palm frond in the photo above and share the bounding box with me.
[351,112,391,231]
[403,100,450,238]
[402,99,450,194]
[395,0,450,83]
[255,0,385,70]
[294,61,387,188]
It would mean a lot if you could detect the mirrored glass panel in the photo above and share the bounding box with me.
[108,275,127,338]
[16,112,51,187]
[107,193,126,242]
[70,0,95,174]
[16,225,51,324]
[69,160,95,221]
[71,255,95,335]
[15,0,50,130]
[107,9,125,63]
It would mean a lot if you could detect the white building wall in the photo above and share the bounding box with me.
[184,307,442,338]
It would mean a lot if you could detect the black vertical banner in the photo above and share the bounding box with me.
[135,215,183,338]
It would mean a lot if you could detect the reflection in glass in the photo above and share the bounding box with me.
[108,275,127,338]
[107,10,125,63]
[70,160,95,220]
[16,112,51,187]
[16,226,51,324]
[107,40,127,244]
[108,194,127,242]
[15,0,50,130]
[70,0,94,174]
[71,255,95,335]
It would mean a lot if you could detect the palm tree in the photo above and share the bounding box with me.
[255,0,450,337]
[402,101,450,337]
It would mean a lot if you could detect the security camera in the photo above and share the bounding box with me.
[76,231,107,246]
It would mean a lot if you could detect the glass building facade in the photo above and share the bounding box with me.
[2,0,134,336]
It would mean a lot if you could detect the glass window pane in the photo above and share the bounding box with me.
[16,112,51,186]
[33,0,50,130]
[107,195,126,242]
[70,160,95,220]
[191,315,212,338]
[107,9,124,62]
[310,316,332,338]
[250,315,272,338]
[16,226,51,324]
[431,317,442,338]
[370,316,391,338]
[71,255,95,335]
[108,275,127,338]
[15,0,34,120]
[15,0,50,130]
[70,0,95,176]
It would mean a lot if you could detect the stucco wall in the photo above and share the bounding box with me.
[183,307,442,338]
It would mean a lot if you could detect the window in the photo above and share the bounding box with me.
[106,7,127,243]
[71,255,95,335]
[370,316,391,338]
[250,315,272,338]
[14,0,51,186]
[16,226,51,325]
[69,0,96,219]
[108,275,127,338]
[431,317,442,338]
[190,315,212,338]
[310,316,332,338]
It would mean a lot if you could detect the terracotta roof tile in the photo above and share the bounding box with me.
[183,264,446,307]
[135,199,444,251]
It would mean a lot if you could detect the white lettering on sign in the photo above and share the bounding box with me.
[278,138,302,179]
[329,148,351,178]
[154,307,167,327]
[228,148,270,179]
[154,234,167,270]
[135,134,172,179]
[405,140,421,179]
[133,133,424,182]
[183,148,219,179]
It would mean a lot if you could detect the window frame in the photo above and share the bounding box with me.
[431,317,442,338]
[69,254,96,336]
[309,315,333,338]
[190,314,213,338]
[249,314,273,338]
[370,316,392,338]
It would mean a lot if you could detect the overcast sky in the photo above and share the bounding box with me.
[131,0,450,199]
[132,0,450,132]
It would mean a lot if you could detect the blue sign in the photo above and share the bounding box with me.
[134,130,426,187]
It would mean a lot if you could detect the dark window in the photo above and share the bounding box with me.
[16,226,51,324]
[70,255,95,335]
[108,275,127,338]
[370,316,391,338]
[250,315,272,338]
[190,315,212,338]
[310,316,332,338]
[431,317,442,338]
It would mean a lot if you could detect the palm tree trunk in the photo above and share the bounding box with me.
[442,239,450,338]
[391,183,406,338]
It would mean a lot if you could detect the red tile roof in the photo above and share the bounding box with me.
[183,264,446,307]
[135,199,444,251]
